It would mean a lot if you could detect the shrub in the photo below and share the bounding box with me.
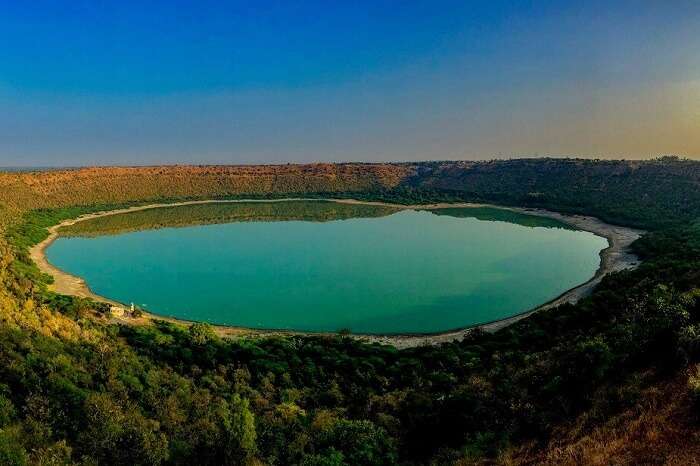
[688,364,700,410]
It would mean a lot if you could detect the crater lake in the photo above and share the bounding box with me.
[45,201,608,334]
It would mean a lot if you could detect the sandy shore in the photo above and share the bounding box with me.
[29,198,643,349]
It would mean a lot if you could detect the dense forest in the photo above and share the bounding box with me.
[1,158,700,464]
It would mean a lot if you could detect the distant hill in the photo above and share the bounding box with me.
[406,158,700,228]
[3,158,699,229]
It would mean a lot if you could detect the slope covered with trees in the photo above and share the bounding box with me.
[402,157,700,228]
[1,158,700,465]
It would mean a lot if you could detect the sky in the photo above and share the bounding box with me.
[0,0,699,166]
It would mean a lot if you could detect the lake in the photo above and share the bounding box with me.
[46,201,608,334]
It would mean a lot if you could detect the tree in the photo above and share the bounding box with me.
[222,394,257,465]
[189,322,217,345]
[0,427,28,466]
[0,393,16,428]
[80,393,169,465]
[316,419,396,466]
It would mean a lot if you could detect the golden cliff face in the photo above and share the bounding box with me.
[0,163,415,226]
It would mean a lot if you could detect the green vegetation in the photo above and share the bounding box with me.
[427,206,572,229]
[0,159,700,464]
[59,201,400,238]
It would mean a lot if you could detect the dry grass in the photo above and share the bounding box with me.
[494,374,700,466]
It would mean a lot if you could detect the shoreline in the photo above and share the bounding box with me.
[29,198,644,349]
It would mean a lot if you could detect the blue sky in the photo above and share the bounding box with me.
[1,0,699,166]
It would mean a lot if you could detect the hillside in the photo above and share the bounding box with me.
[0,164,411,226]
[4,157,700,228]
[0,158,700,465]
[405,158,700,228]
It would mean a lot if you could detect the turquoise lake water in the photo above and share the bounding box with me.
[46,202,608,334]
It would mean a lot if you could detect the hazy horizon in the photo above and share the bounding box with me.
[1,1,699,166]
[0,154,694,171]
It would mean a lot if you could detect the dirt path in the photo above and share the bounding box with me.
[29,198,644,349]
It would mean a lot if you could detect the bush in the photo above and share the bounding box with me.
[0,428,28,466]
[188,322,217,345]
[688,364,700,410]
